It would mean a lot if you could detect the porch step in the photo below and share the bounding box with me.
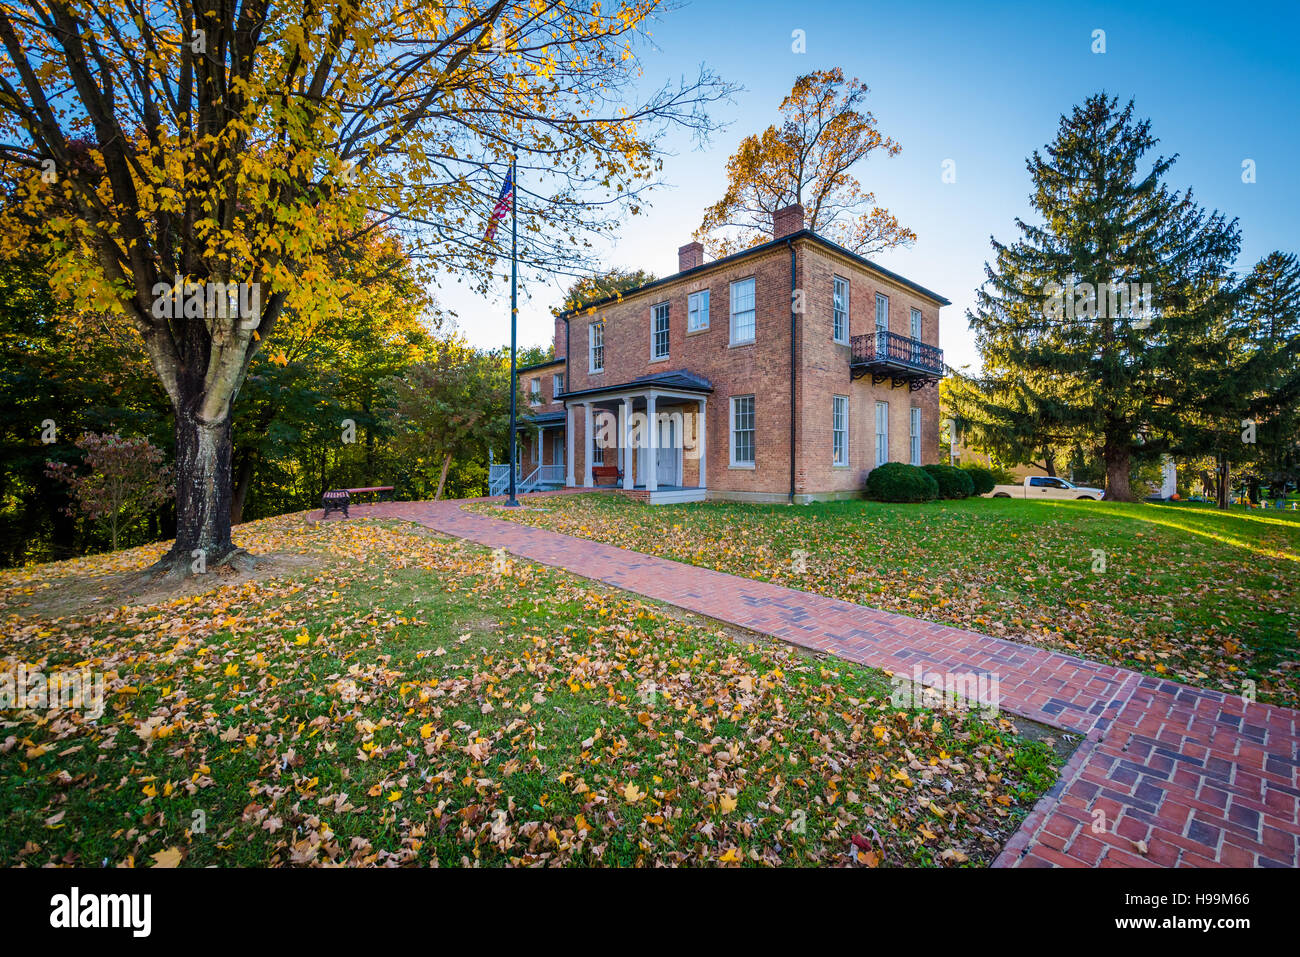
[646,487,707,505]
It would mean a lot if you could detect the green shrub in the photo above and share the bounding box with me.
[923,464,975,499]
[866,462,939,503]
[960,465,997,495]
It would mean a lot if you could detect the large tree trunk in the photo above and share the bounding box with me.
[1216,455,1230,509]
[1102,440,1133,501]
[162,407,242,570]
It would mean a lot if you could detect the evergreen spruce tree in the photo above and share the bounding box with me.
[967,94,1241,500]
[1243,252,1300,498]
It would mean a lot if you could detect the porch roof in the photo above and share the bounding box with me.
[520,410,566,426]
[557,369,713,402]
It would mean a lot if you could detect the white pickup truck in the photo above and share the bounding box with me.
[985,476,1104,500]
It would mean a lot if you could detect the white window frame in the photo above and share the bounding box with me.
[910,307,922,340]
[589,320,604,373]
[730,278,756,345]
[910,407,922,466]
[529,377,541,405]
[875,293,890,334]
[832,395,849,466]
[688,289,710,332]
[833,276,850,344]
[875,401,889,467]
[553,372,564,395]
[651,302,670,360]
[730,395,756,467]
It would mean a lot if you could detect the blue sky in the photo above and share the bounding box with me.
[445,0,1300,374]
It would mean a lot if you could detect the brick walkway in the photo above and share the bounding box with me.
[332,495,1300,868]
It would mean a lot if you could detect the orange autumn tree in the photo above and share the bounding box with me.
[0,0,728,576]
[696,68,915,259]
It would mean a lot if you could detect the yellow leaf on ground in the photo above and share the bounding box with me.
[151,847,182,868]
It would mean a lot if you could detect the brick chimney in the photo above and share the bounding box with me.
[678,241,704,272]
[773,203,806,240]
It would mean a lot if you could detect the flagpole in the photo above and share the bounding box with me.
[505,156,520,507]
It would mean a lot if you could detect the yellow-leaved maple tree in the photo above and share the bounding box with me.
[0,0,729,574]
[695,68,915,259]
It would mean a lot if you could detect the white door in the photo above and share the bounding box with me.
[656,415,681,487]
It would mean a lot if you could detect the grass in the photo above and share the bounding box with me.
[0,513,1063,867]
[468,495,1300,708]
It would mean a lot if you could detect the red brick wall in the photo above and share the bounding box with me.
[797,244,943,495]
[520,359,565,415]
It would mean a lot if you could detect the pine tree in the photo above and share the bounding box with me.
[967,94,1241,500]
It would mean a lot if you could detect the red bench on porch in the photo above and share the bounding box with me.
[321,485,395,518]
[591,466,622,486]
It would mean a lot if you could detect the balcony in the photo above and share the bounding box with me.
[850,330,944,391]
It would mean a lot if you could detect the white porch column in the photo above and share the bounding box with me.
[698,397,707,489]
[582,402,594,487]
[565,405,576,486]
[622,396,635,490]
[646,392,658,492]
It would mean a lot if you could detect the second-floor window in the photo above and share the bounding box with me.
[553,372,564,396]
[833,395,849,466]
[652,302,670,360]
[730,278,756,344]
[529,377,541,404]
[875,401,889,467]
[875,293,890,334]
[833,276,849,343]
[688,289,709,331]
[910,307,922,340]
[730,395,755,466]
[589,320,604,373]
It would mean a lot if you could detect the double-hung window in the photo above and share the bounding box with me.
[910,307,922,340]
[875,401,889,467]
[688,289,710,332]
[832,395,849,466]
[651,302,670,360]
[730,395,755,467]
[553,372,564,396]
[730,278,756,344]
[833,277,849,343]
[910,407,922,466]
[589,319,604,373]
[529,377,541,404]
[875,293,890,334]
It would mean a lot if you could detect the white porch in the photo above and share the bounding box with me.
[564,379,711,504]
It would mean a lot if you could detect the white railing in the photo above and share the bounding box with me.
[487,462,566,496]
[487,464,514,496]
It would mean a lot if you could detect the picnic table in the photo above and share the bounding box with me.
[321,485,395,518]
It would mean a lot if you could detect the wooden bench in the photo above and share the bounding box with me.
[591,466,621,486]
[321,485,395,518]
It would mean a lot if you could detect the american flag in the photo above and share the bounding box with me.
[484,167,514,242]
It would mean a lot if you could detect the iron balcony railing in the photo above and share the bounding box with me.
[850,329,944,376]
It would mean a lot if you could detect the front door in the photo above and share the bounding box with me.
[553,434,565,468]
[655,415,681,487]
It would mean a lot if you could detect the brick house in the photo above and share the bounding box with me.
[507,204,948,503]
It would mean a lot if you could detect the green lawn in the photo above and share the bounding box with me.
[470,495,1300,708]
[0,514,1061,867]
